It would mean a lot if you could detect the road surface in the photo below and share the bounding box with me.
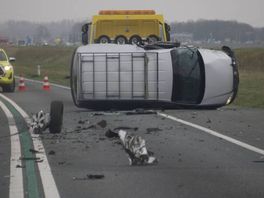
[1,79,264,198]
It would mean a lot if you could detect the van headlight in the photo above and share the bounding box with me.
[4,65,13,71]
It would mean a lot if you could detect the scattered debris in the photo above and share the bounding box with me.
[105,129,158,165]
[126,109,157,116]
[20,157,41,161]
[29,148,41,154]
[97,120,107,128]
[72,174,105,181]
[87,174,105,179]
[114,127,138,131]
[28,110,50,134]
[48,150,56,155]
[146,128,162,134]
[118,130,158,166]
[78,120,89,125]
[16,164,25,168]
[92,112,120,116]
[105,129,119,138]
[87,125,96,129]
[58,161,66,165]
[253,160,264,163]
[206,119,212,124]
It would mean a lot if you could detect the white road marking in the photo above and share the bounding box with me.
[0,100,24,198]
[15,76,70,90]
[158,112,264,156]
[0,94,60,198]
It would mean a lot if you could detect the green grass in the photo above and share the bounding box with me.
[4,46,76,86]
[233,71,264,108]
[2,45,264,108]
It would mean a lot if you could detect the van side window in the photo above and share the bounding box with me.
[0,51,7,61]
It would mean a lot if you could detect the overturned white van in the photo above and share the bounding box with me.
[70,43,239,109]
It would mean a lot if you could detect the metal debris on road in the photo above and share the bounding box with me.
[97,120,107,128]
[118,130,158,166]
[114,126,138,131]
[105,129,119,138]
[105,129,158,165]
[72,174,105,181]
[29,148,42,154]
[48,150,56,155]
[16,164,25,168]
[92,112,120,116]
[28,110,50,134]
[20,156,41,161]
[126,109,157,116]
[146,128,162,134]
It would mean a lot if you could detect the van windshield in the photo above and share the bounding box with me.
[170,48,205,104]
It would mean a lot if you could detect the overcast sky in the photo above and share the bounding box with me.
[1,0,264,27]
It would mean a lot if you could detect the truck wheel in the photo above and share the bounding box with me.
[97,35,111,44]
[129,35,142,44]
[147,35,160,44]
[2,78,15,92]
[49,101,63,134]
[115,36,128,44]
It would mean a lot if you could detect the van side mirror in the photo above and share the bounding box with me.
[81,23,90,45]
[165,23,171,41]
[82,32,88,45]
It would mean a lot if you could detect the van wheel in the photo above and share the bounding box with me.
[2,78,15,92]
[129,35,142,44]
[49,101,63,134]
[147,35,160,44]
[115,36,128,44]
[97,35,111,44]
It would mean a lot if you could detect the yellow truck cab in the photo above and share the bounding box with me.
[82,10,171,45]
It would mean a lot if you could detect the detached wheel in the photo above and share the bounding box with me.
[49,101,63,134]
[97,35,111,44]
[114,35,128,44]
[2,78,15,92]
[129,35,142,44]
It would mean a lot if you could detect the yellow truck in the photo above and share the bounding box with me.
[82,10,171,44]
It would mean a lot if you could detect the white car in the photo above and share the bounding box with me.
[70,43,239,109]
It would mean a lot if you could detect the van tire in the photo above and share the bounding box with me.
[97,35,111,44]
[129,35,142,44]
[49,101,63,134]
[114,35,128,44]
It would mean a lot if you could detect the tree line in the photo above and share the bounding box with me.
[0,19,263,45]
[170,20,264,42]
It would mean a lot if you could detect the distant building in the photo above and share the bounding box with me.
[172,33,193,43]
[0,35,9,45]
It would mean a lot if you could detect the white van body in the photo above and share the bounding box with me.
[71,44,238,109]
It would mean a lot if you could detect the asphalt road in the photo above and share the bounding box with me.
[1,80,264,198]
